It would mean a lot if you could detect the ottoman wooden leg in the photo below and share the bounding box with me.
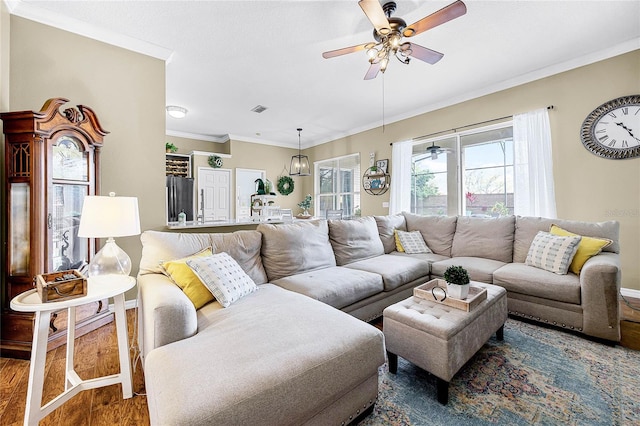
[497,324,504,341]
[437,378,449,405]
[387,351,398,374]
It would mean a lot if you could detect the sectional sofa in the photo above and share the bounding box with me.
[137,213,620,425]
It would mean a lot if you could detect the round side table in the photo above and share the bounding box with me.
[11,275,135,426]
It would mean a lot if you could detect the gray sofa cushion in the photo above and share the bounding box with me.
[431,257,507,284]
[374,214,407,253]
[328,216,385,265]
[514,216,620,263]
[258,220,336,281]
[389,251,449,265]
[139,230,268,284]
[451,216,515,263]
[493,263,581,304]
[272,266,384,309]
[345,254,430,291]
[403,212,457,257]
[144,284,385,426]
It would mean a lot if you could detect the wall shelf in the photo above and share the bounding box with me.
[362,166,390,196]
[166,153,191,177]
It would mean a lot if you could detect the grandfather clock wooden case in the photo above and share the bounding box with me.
[1,98,114,359]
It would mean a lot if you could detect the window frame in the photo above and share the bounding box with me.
[314,153,361,219]
[410,121,514,216]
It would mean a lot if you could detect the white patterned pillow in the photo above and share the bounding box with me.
[525,231,582,275]
[396,230,432,254]
[187,252,257,307]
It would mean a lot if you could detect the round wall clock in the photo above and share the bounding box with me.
[580,95,640,160]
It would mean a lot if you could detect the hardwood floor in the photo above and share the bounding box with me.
[1,297,639,425]
[0,309,149,426]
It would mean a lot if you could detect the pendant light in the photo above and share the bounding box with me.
[290,128,310,176]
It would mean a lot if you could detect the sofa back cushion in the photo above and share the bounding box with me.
[374,214,407,253]
[451,216,515,263]
[328,216,385,265]
[139,230,268,284]
[403,212,458,257]
[258,220,336,281]
[514,216,620,263]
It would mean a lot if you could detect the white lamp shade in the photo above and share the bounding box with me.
[78,195,141,238]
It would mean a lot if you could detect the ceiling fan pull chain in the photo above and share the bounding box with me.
[382,74,386,133]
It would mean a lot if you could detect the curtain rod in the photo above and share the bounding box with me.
[390,105,554,145]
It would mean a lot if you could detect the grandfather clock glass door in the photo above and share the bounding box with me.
[1,98,111,359]
[48,135,93,272]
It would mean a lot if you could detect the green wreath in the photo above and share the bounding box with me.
[208,155,223,168]
[277,175,294,196]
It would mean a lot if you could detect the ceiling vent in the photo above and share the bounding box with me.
[251,105,268,113]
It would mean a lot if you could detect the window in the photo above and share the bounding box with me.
[410,123,514,217]
[315,154,360,219]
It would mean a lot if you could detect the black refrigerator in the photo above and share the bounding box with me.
[166,176,194,222]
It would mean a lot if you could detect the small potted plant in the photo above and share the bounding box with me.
[297,194,312,217]
[165,142,178,153]
[443,265,470,300]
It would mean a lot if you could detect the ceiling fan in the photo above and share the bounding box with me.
[426,141,452,159]
[322,0,467,80]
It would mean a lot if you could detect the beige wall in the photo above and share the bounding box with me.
[304,50,640,291]
[5,15,639,293]
[7,16,167,299]
[166,134,230,155]
[166,133,305,217]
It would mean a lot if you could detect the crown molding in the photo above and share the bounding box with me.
[6,0,173,60]
[166,130,229,143]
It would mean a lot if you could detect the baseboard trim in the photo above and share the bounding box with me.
[621,288,640,300]
[109,299,138,312]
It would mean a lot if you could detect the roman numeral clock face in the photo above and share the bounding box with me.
[581,95,640,159]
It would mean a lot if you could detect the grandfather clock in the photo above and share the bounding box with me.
[1,98,114,359]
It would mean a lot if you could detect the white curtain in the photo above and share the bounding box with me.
[389,140,413,214]
[513,108,557,218]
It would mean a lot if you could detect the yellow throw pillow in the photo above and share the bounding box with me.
[162,247,214,309]
[394,229,405,252]
[549,225,612,274]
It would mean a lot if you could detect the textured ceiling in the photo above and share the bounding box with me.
[9,0,640,148]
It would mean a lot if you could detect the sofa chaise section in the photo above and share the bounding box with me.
[144,284,385,426]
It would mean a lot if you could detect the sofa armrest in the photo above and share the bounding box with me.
[138,273,198,360]
[579,252,621,341]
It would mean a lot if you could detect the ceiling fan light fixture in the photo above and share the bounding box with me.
[290,128,311,177]
[380,57,389,72]
[402,28,415,37]
[166,105,188,119]
[390,33,401,47]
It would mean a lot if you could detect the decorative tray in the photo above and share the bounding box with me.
[35,270,87,303]
[413,279,487,312]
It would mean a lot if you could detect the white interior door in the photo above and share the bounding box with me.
[197,168,231,221]
[236,168,265,220]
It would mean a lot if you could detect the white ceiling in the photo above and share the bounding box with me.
[8,0,640,148]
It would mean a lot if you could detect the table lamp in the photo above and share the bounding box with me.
[78,192,141,277]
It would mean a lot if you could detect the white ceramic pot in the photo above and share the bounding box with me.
[446,282,470,300]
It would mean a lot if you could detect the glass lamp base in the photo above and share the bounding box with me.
[87,238,132,277]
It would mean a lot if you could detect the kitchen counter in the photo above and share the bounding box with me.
[166,218,284,230]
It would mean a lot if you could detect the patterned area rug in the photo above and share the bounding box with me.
[361,319,640,425]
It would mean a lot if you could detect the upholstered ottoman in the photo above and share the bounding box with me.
[383,282,507,404]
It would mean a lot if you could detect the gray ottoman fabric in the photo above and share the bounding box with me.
[383,283,507,398]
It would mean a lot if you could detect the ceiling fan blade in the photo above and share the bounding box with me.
[364,62,381,80]
[403,0,467,38]
[358,0,391,34]
[408,43,444,65]
[322,44,368,59]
